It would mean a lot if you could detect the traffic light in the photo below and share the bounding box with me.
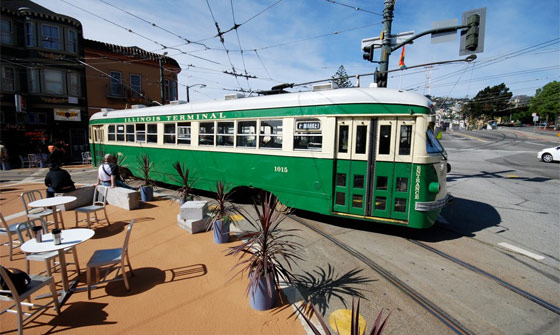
[465,14,480,51]
[375,70,387,88]
[362,44,374,62]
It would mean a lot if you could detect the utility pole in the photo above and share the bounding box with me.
[378,0,395,88]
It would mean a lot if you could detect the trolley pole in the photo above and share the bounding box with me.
[378,0,395,88]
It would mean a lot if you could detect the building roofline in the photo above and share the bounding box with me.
[1,0,82,28]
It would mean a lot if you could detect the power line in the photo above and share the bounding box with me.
[323,0,382,16]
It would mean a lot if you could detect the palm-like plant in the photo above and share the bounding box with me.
[297,298,391,335]
[207,181,237,243]
[136,154,153,186]
[172,161,197,203]
[226,192,302,309]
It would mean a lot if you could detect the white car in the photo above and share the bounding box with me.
[537,146,560,163]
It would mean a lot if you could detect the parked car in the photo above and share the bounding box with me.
[537,146,560,163]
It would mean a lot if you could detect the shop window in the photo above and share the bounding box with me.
[259,119,282,149]
[237,121,256,147]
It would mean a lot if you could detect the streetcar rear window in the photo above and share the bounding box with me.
[426,129,444,154]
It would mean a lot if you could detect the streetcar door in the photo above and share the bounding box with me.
[91,125,105,166]
[371,118,415,221]
[333,118,370,215]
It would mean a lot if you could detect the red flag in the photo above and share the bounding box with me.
[399,45,406,68]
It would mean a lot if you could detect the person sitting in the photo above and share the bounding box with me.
[44,164,76,198]
[96,154,135,190]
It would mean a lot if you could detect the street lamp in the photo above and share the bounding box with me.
[186,84,206,103]
[159,52,168,104]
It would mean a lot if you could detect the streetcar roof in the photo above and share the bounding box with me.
[90,87,432,121]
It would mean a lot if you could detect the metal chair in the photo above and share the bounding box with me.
[87,219,134,299]
[16,219,80,277]
[74,185,110,228]
[18,155,30,168]
[20,190,65,230]
[0,212,21,261]
[81,151,92,165]
[0,266,60,335]
[27,154,40,168]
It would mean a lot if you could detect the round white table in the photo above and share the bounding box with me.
[28,196,76,230]
[21,228,94,304]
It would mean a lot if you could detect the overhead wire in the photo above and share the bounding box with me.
[230,0,252,93]
[323,0,383,16]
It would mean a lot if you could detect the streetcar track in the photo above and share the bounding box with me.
[290,214,474,335]
[408,239,560,315]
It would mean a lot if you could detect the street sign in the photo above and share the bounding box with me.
[361,31,414,50]
[431,19,458,44]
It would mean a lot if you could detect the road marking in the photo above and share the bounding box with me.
[498,242,545,260]
[329,309,366,335]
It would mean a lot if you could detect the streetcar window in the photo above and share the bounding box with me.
[147,123,157,143]
[399,125,412,155]
[426,129,444,154]
[294,118,322,151]
[136,124,146,143]
[376,176,388,190]
[355,125,367,154]
[177,122,191,145]
[396,177,408,192]
[126,125,135,142]
[164,123,176,144]
[217,122,234,146]
[338,125,349,153]
[116,125,124,142]
[237,121,256,148]
[199,122,215,146]
[108,124,115,141]
[259,119,282,149]
[336,173,346,187]
[335,192,345,206]
[375,197,386,210]
[352,194,363,208]
[353,175,364,189]
[394,198,407,212]
[379,125,391,155]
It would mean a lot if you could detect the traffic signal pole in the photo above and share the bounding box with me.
[375,0,479,88]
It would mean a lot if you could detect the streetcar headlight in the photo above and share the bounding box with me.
[428,182,440,194]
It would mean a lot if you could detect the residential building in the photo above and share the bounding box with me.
[84,39,181,118]
[1,0,88,167]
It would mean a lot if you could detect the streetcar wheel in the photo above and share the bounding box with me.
[542,153,553,163]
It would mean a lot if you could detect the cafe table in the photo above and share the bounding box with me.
[28,196,76,230]
[21,228,94,305]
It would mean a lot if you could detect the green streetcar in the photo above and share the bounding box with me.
[89,87,451,229]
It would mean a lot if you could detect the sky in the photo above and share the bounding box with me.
[32,0,560,103]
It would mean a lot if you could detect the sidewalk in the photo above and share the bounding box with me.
[0,182,306,334]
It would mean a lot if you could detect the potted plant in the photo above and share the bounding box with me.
[207,181,236,244]
[137,154,153,201]
[172,161,197,205]
[226,192,302,310]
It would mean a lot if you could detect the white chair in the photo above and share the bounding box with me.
[16,219,80,277]
[81,151,92,165]
[75,185,110,228]
[0,212,21,261]
[27,154,40,168]
[18,155,30,168]
[0,266,60,335]
[87,219,135,299]
[20,190,65,230]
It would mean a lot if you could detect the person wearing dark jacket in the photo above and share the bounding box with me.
[44,165,76,197]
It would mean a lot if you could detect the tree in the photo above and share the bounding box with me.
[331,65,353,88]
[529,81,560,125]
[463,83,513,120]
